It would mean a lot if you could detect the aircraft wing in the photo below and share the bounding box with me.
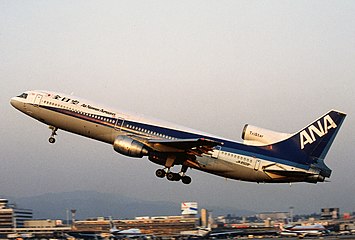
[147,138,223,156]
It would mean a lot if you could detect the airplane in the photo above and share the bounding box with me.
[7,233,34,239]
[10,90,346,184]
[180,227,212,238]
[180,227,245,239]
[279,223,328,237]
[109,218,149,239]
[67,231,105,240]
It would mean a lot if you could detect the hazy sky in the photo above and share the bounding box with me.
[1,0,354,215]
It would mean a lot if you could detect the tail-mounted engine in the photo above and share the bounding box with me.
[113,135,149,158]
[241,124,291,146]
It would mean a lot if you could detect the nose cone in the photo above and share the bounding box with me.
[10,97,16,107]
[10,97,21,110]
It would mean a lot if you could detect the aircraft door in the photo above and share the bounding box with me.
[114,117,125,131]
[211,146,222,159]
[34,94,43,107]
[254,158,261,171]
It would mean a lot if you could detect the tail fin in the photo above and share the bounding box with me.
[271,110,346,168]
[297,110,346,159]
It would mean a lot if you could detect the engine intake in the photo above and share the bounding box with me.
[242,124,291,146]
[113,135,149,158]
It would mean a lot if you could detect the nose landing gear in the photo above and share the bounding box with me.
[48,126,58,144]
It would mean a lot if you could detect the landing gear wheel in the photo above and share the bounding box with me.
[48,126,58,144]
[155,169,166,178]
[49,137,56,144]
[173,173,181,181]
[166,172,180,181]
[166,172,175,181]
[181,176,192,184]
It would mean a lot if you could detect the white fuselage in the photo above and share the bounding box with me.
[10,90,330,184]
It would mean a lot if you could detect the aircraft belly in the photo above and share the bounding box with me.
[196,156,270,182]
[33,106,115,144]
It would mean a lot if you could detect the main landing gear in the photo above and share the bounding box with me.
[48,126,58,144]
[153,155,193,184]
[155,166,192,185]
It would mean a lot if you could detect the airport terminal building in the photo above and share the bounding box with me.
[0,199,32,228]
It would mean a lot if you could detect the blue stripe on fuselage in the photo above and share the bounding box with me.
[39,104,309,170]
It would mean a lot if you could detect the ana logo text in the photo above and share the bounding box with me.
[300,115,337,149]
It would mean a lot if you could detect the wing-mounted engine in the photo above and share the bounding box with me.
[241,124,291,146]
[113,135,149,158]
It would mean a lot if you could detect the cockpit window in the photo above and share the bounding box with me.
[17,93,28,99]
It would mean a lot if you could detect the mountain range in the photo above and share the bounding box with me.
[5,191,254,220]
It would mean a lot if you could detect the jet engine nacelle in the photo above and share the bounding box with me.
[241,124,291,146]
[113,135,149,158]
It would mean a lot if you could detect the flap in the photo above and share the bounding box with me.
[147,138,223,156]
